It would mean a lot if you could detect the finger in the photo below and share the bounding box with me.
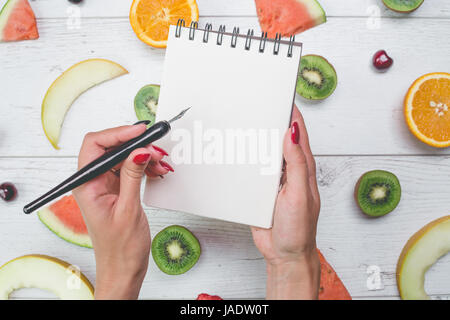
[113,144,167,171]
[282,115,310,193]
[291,105,320,202]
[78,124,147,168]
[118,148,152,208]
[146,158,174,176]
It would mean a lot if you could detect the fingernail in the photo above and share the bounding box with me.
[133,120,150,126]
[291,122,299,144]
[160,160,174,172]
[153,145,169,156]
[133,153,150,165]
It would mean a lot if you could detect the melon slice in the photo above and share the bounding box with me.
[397,216,450,300]
[42,59,128,149]
[255,0,326,38]
[318,249,352,300]
[38,195,92,248]
[0,255,94,300]
[0,0,39,42]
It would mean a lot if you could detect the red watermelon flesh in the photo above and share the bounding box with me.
[197,293,223,300]
[255,0,326,38]
[49,195,88,234]
[318,249,352,300]
[0,0,39,42]
[38,195,92,248]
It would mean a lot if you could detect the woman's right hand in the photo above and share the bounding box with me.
[73,123,173,299]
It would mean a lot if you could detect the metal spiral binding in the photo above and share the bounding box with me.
[189,21,198,40]
[175,20,297,58]
[287,35,295,57]
[231,27,239,48]
[217,25,225,45]
[245,29,254,51]
[203,23,212,43]
[273,33,282,55]
[259,32,267,53]
[175,19,185,38]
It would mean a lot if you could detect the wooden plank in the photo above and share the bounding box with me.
[0,155,449,299]
[3,0,449,18]
[0,17,449,156]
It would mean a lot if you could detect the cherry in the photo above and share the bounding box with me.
[0,182,18,202]
[373,50,393,70]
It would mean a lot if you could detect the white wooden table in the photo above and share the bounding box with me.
[0,0,449,300]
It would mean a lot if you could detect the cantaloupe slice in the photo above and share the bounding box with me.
[397,216,450,300]
[41,59,128,149]
[38,195,92,248]
[0,0,39,42]
[0,255,94,300]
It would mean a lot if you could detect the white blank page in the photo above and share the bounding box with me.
[144,25,302,228]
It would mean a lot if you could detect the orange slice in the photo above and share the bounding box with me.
[404,72,450,148]
[130,0,199,48]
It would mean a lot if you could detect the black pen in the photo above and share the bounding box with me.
[23,108,190,214]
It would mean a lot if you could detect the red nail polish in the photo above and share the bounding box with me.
[291,122,299,144]
[133,153,150,165]
[160,160,174,172]
[153,145,169,156]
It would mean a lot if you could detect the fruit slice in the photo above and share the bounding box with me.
[397,216,450,300]
[382,0,424,13]
[129,0,199,48]
[354,170,401,217]
[134,84,160,126]
[255,0,326,38]
[0,254,94,300]
[0,0,39,42]
[296,55,337,100]
[318,249,352,300]
[38,195,92,248]
[42,59,128,149]
[197,293,223,300]
[151,225,201,275]
[404,72,450,148]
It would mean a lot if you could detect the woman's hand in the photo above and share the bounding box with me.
[251,106,321,300]
[73,123,173,299]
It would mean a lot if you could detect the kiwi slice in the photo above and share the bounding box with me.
[151,225,201,275]
[354,170,401,217]
[382,0,424,13]
[296,55,337,100]
[134,84,160,125]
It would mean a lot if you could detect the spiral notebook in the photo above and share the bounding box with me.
[144,22,302,228]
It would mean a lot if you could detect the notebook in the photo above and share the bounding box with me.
[144,21,302,228]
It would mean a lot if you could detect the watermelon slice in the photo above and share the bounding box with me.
[38,195,92,248]
[0,0,39,42]
[255,0,326,38]
[318,249,351,300]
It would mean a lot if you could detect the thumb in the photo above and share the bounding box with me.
[119,148,151,207]
[283,121,309,191]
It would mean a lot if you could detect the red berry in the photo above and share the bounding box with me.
[373,50,393,70]
[0,182,18,202]
[196,293,223,300]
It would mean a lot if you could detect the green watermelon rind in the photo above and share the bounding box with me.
[38,207,93,249]
[0,0,18,38]
[299,0,327,25]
